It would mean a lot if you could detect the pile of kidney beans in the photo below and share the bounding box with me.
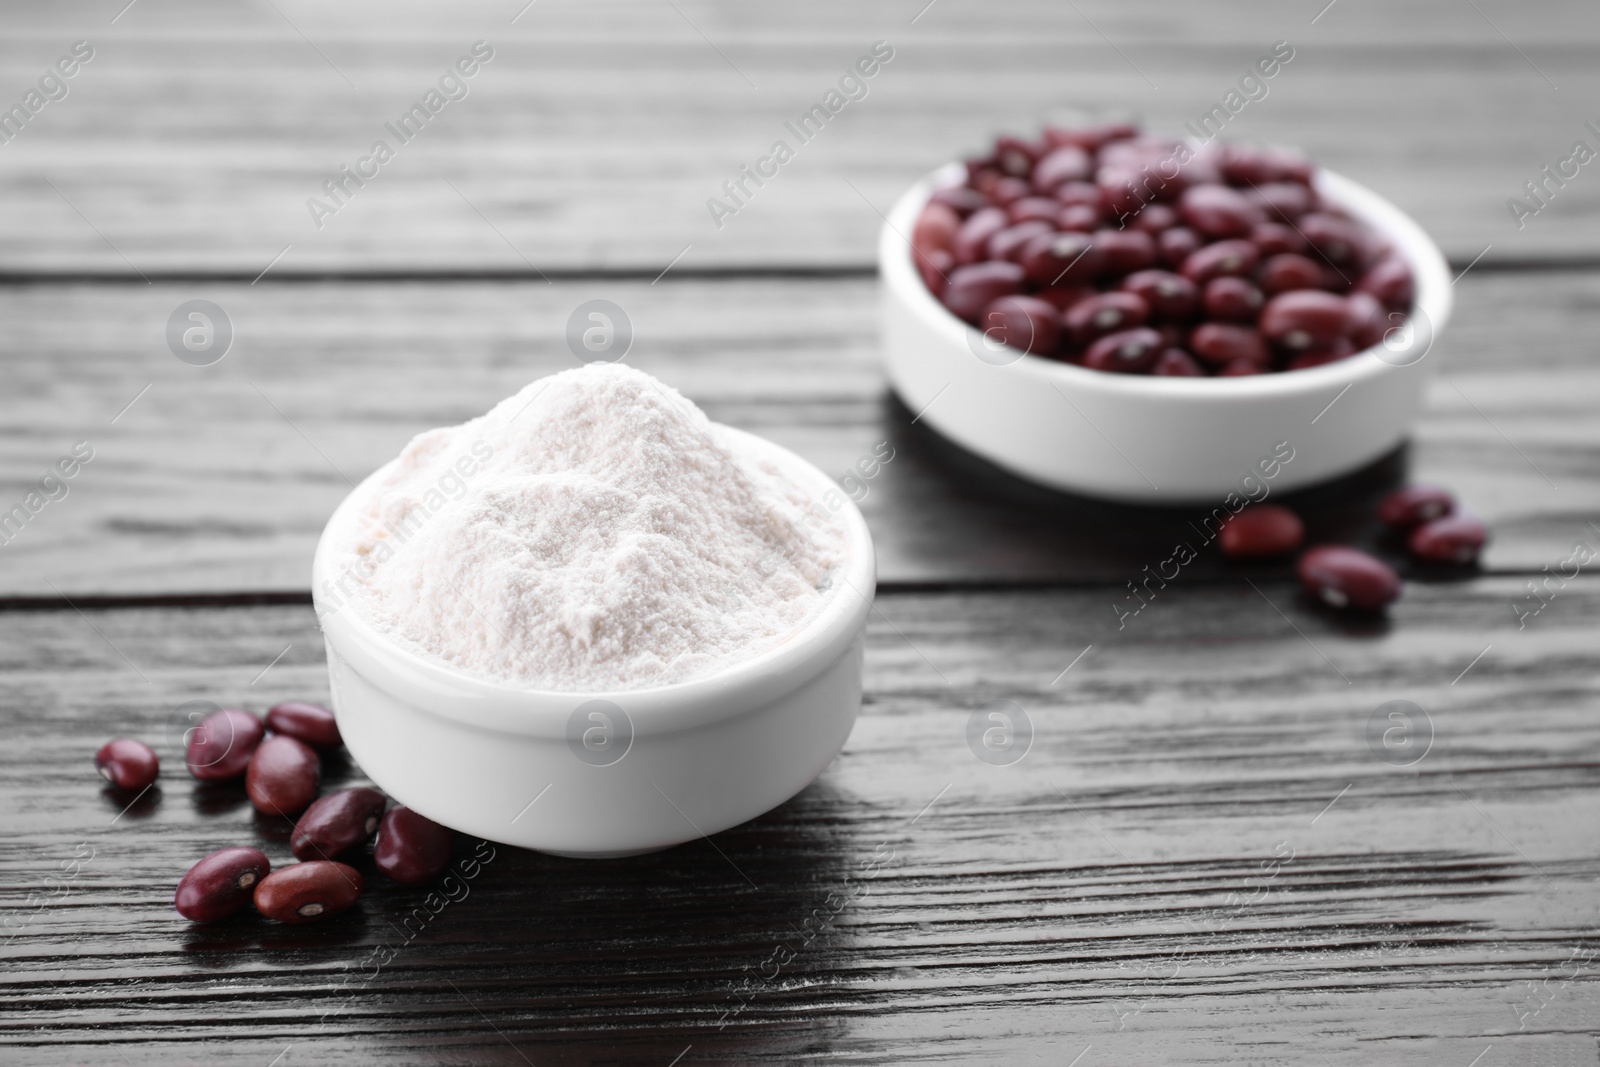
[912,123,1415,375]
[1214,483,1488,611]
[93,701,456,924]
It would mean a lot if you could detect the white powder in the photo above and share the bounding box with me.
[328,363,849,691]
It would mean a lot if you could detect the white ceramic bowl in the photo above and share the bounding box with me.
[311,429,874,858]
[882,162,1454,503]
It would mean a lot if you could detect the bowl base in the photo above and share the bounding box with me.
[536,843,681,859]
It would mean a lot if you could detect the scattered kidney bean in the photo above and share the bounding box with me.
[175,846,271,922]
[1259,290,1351,349]
[1121,270,1198,321]
[1218,505,1305,559]
[1202,277,1265,322]
[292,788,387,861]
[1064,291,1149,344]
[1378,485,1455,529]
[186,708,265,781]
[942,261,1025,322]
[374,807,454,885]
[265,701,342,751]
[1190,323,1270,367]
[1018,230,1103,285]
[977,295,1061,356]
[245,734,321,817]
[1409,515,1488,565]
[1153,348,1206,376]
[95,739,159,790]
[1179,239,1260,285]
[253,861,362,923]
[1297,546,1402,612]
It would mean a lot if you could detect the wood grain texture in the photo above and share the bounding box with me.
[2,580,1598,1064]
[0,271,1596,596]
[0,0,1597,272]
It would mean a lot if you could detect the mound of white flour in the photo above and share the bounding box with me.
[324,364,848,691]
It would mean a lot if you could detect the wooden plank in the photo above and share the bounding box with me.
[2,578,1597,1062]
[0,1,1597,272]
[0,272,1596,596]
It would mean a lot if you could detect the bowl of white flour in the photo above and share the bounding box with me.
[312,364,874,857]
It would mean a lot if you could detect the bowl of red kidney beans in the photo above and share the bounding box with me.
[880,123,1453,503]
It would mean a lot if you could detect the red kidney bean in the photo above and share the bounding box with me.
[941,261,1025,322]
[254,861,363,923]
[186,708,264,781]
[1244,181,1315,223]
[916,248,953,298]
[988,176,1032,206]
[952,206,1008,265]
[1031,145,1093,190]
[1378,485,1455,529]
[1356,255,1415,309]
[1094,229,1158,276]
[1203,277,1265,322]
[1035,284,1098,311]
[1222,144,1314,186]
[1180,240,1260,285]
[1260,291,1351,349]
[1344,292,1388,349]
[1019,230,1104,285]
[1006,196,1061,224]
[1251,222,1307,258]
[993,135,1040,177]
[1178,184,1262,238]
[1121,270,1198,321]
[988,220,1056,262]
[1409,515,1488,565]
[245,734,321,817]
[1218,505,1305,559]
[1157,226,1202,268]
[1258,253,1329,295]
[977,295,1062,356]
[1128,202,1179,233]
[1153,348,1206,376]
[1300,213,1370,269]
[1065,292,1149,344]
[95,738,159,790]
[175,846,272,922]
[265,701,342,751]
[929,186,989,217]
[1218,358,1265,376]
[1043,122,1138,151]
[375,807,454,885]
[1081,327,1163,374]
[1095,167,1148,218]
[1052,180,1105,210]
[292,787,387,861]
[1296,546,1401,612]
[913,202,962,258]
[1056,203,1101,231]
[1189,323,1270,367]
[1284,339,1356,370]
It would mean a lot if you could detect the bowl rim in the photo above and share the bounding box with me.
[882,159,1454,398]
[312,424,875,738]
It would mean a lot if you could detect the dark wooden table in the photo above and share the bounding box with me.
[3,2,1599,1063]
